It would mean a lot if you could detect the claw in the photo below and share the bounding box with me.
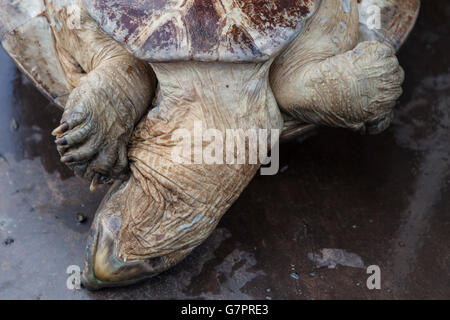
[52,122,69,136]
[55,137,68,145]
[90,173,102,192]
[90,174,114,192]
[61,155,74,163]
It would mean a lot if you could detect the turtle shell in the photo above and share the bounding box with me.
[82,0,319,62]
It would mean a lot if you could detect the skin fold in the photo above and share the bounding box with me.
[0,0,408,289]
[270,0,405,134]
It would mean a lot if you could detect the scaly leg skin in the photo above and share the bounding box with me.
[47,3,156,183]
[82,61,283,289]
[270,0,404,134]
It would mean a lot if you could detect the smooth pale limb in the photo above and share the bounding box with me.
[270,0,404,134]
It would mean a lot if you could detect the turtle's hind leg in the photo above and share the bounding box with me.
[82,61,283,289]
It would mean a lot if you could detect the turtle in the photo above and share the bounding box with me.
[0,0,420,289]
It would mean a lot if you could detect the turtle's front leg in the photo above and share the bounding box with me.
[49,6,156,183]
[270,0,404,134]
[53,55,155,183]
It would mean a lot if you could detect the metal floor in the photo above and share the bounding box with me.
[0,0,448,299]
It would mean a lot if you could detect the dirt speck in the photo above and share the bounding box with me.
[10,118,19,131]
[76,212,87,224]
[4,237,14,246]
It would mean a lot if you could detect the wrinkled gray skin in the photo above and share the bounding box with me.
[0,0,419,289]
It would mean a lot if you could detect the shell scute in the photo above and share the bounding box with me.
[83,0,319,62]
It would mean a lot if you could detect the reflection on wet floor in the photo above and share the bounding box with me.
[0,1,449,299]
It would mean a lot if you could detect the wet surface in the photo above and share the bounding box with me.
[0,0,448,299]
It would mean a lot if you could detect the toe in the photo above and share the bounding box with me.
[364,111,395,135]
[60,139,100,163]
[84,148,118,179]
[54,105,88,136]
[52,123,69,136]
[56,116,94,146]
